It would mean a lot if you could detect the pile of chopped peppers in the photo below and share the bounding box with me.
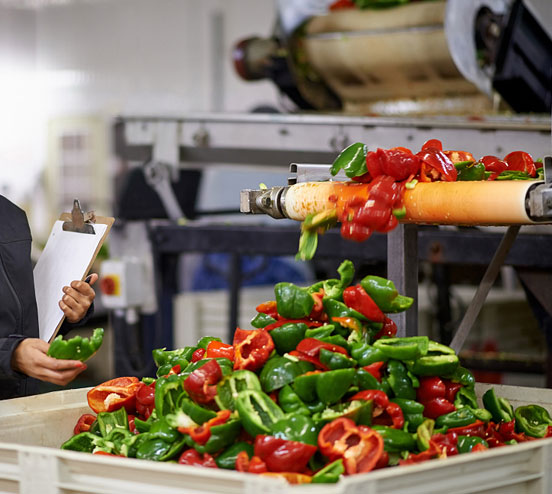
[297,139,544,260]
[61,260,552,484]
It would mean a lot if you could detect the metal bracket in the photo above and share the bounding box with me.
[239,187,287,218]
[450,225,521,353]
[143,161,185,222]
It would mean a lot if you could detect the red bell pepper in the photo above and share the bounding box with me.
[293,338,349,369]
[191,348,206,362]
[183,358,223,405]
[178,449,218,468]
[504,151,537,177]
[363,361,385,381]
[480,155,508,179]
[128,414,138,434]
[421,139,443,151]
[329,0,355,10]
[136,381,156,419]
[206,341,235,361]
[365,148,422,182]
[73,413,96,435]
[417,148,457,182]
[233,328,274,371]
[349,390,404,429]
[264,319,322,332]
[430,431,458,456]
[399,441,443,465]
[343,285,385,322]
[374,316,397,340]
[443,380,462,403]
[87,376,142,414]
[178,410,231,444]
[235,451,268,473]
[255,301,278,319]
[417,376,446,402]
[448,419,486,438]
[254,435,317,473]
[318,418,384,474]
[421,397,456,419]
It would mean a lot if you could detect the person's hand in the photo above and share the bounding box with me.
[11,338,86,386]
[59,273,98,323]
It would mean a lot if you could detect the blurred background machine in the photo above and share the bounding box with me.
[233,0,551,115]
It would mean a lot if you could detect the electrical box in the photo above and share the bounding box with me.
[99,258,147,309]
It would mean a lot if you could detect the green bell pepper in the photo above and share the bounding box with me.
[435,408,477,429]
[387,360,416,400]
[360,275,413,313]
[319,348,356,370]
[235,390,285,437]
[482,388,514,423]
[448,366,476,389]
[190,418,242,455]
[311,459,345,483]
[356,367,383,391]
[47,328,104,361]
[155,373,186,417]
[250,312,277,329]
[330,142,368,178]
[305,324,335,339]
[178,396,217,424]
[457,435,488,454]
[152,346,195,376]
[278,384,311,416]
[274,282,314,319]
[514,405,552,438]
[61,432,112,453]
[454,387,479,410]
[308,260,355,301]
[319,335,351,353]
[313,400,373,427]
[293,372,321,403]
[104,428,135,457]
[316,368,356,404]
[272,412,319,446]
[215,442,254,469]
[455,160,485,181]
[270,322,308,355]
[259,356,314,393]
[373,336,429,361]
[406,354,459,377]
[96,406,129,438]
[323,298,368,323]
[427,340,456,356]
[371,425,416,452]
[350,342,389,365]
[197,336,222,349]
[416,419,435,451]
[216,369,262,410]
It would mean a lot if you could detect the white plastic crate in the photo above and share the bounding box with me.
[0,384,551,494]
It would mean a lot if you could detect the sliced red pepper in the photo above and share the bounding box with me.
[179,409,231,444]
[73,413,96,435]
[421,139,443,151]
[233,328,274,371]
[191,348,206,362]
[374,316,397,340]
[206,341,235,361]
[448,419,486,438]
[417,376,446,402]
[331,316,363,332]
[183,358,223,405]
[255,301,278,319]
[178,448,218,468]
[349,390,404,429]
[443,150,475,164]
[235,451,268,473]
[136,381,156,419]
[288,351,329,370]
[363,362,385,381]
[417,148,457,182]
[480,155,508,179]
[365,148,421,181]
[504,151,536,177]
[430,431,458,456]
[443,380,462,403]
[87,376,142,414]
[296,338,348,358]
[343,285,385,322]
[128,414,138,435]
[329,0,355,10]
[420,396,456,419]
[399,441,443,464]
[254,435,317,473]
[309,289,326,321]
[318,418,384,474]
[264,318,322,332]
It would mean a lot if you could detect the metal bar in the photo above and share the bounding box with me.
[387,224,418,337]
[228,253,241,342]
[450,225,521,353]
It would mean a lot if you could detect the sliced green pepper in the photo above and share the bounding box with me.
[360,276,413,313]
[482,388,514,423]
[356,367,383,391]
[319,348,356,370]
[416,419,435,451]
[455,160,485,181]
[457,435,488,453]
[47,328,104,361]
[390,398,424,432]
[435,408,476,429]
[61,431,111,453]
[215,369,262,410]
[350,342,389,366]
[305,325,335,339]
[250,312,277,329]
[323,298,368,323]
[448,366,476,389]
[293,372,320,403]
[278,385,311,416]
[371,425,416,452]
[178,397,217,424]
[514,405,552,438]
[406,354,459,377]
[259,356,314,393]
[155,373,186,417]
[373,336,429,361]
[272,413,319,446]
[274,282,314,319]
[235,390,284,437]
[387,360,416,400]
[316,368,356,404]
[312,459,345,483]
[454,387,478,409]
[96,407,129,438]
[313,400,373,427]
[330,142,368,178]
[190,419,242,455]
[270,323,308,355]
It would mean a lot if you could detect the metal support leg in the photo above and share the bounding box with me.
[387,224,418,337]
[450,225,521,353]
[228,254,242,342]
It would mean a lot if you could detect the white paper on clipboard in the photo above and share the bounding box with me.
[34,220,108,342]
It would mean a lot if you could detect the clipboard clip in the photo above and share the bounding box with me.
[62,199,96,234]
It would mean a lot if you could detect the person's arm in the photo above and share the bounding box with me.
[9,273,99,386]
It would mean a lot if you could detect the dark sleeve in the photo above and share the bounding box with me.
[0,335,27,378]
[57,301,95,337]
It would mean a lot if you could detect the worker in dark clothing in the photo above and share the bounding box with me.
[0,195,98,399]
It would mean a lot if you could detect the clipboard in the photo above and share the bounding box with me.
[33,200,114,342]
